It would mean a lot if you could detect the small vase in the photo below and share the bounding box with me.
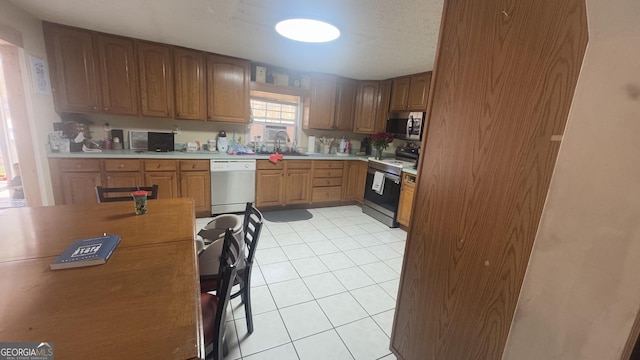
[375,147,384,160]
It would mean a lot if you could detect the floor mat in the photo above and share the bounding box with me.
[263,209,313,222]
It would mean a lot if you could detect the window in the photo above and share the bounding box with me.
[249,91,301,149]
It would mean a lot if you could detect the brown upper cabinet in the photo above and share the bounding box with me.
[389,72,431,111]
[137,41,174,118]
[96,34,139,115]
[334,78,358,131]
[207,54,251,123]
[375,79,392,133]
[307,74,337,130]
[43,22,101,113]
[174,47,206,121]
[354,80,380,134]
[307,75,360,131]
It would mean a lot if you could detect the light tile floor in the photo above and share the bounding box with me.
[195,205,405,360]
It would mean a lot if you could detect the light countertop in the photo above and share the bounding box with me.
[47,150,418,174]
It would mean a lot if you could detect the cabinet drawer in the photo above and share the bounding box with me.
[313,169,343,178]
[257,160,285,170]
[286,160,312,169]
[313,161,344,169]
[180,160,209,171]
[144,160,178,171]
[57,159,101,172]
[312,187,342,202]
[312,177,342,187]
[103,159,141,172]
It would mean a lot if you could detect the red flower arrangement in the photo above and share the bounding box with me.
[370,132,394,159]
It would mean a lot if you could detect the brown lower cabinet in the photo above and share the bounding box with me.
[342,160,368,203]
[396,173,416,226]
[255,160,311,207]
[49,158,211,216]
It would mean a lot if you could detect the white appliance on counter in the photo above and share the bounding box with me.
[210,159,256,214]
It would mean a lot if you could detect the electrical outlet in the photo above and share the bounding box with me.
[172,125,180,135]
[103,122,111,131]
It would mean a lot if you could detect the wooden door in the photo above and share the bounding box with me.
[174,47,206,120]
[144,172,178,199]
[308,74,337,130]
[96,34,139,115]
[342,161,367,203]
[390,0,588,359]
[43,23,100,113]
[389,76,410,111]
[180,171,211,215]
[285,169,311,204]
[137,41,174,118]
[334,78,357,131]
[256,170,284,207]
[353,81,379,134]
[60,172,101,204]
[206,54,250,123]
[406,72,431,111]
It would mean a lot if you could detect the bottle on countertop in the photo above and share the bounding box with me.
[339,138,346,153]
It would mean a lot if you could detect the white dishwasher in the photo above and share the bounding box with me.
[210,159,256,214]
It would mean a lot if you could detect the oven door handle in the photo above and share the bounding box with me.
[367,169,401,184]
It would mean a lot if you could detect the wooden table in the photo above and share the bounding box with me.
[0,198,205,359]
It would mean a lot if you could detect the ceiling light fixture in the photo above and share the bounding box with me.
[275,19,340,43]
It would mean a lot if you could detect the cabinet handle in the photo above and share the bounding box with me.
[119,164,125,169]
[192,164,196,169]
[177,112,181,117]
[76,164,82,168]
[107,176,111,180]
[91,106,97,110]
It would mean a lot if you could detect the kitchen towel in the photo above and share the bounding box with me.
[372,171,385,195]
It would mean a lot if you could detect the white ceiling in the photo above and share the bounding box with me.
[10,0,444,80]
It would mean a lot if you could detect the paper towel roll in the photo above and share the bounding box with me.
[307,136,316,154]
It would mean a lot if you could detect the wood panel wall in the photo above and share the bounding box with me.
[390,1,588,359]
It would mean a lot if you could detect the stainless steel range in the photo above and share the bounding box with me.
[362,154,416,227]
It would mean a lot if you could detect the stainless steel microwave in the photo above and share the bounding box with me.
[385,112,425,141]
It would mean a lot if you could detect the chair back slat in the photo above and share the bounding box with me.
[242,203,264,265]
[96,185,159,202]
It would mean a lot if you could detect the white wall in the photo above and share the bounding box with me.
[503,0,640,358]
[0,0,60,205]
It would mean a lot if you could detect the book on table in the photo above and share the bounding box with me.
[50,234,121,270]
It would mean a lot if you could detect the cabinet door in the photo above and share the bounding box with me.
[376,79,392,134]
[96,34,139,115]
[406,72,431,111]
[354,81,379,134]
[285,169,311,204]
[174,47,206,120]
[206,54,250,123]
[180,171,211,215]
[342,161,368,203]
[43,23,100,113]
[334,78,357,131]
[256,170,284,207]
[137,41,174,118]
[397,173,416,226]
[389,76,411,111]
[104,172,143,188]
[144,172,178,199]
[60,172,102,204]
[308,74,337,130]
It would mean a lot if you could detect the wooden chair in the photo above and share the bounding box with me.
[200,202,264,334]
[95,185,158,203]
[200,228,240,360]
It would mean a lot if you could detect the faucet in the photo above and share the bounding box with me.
[274,130,290,153]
